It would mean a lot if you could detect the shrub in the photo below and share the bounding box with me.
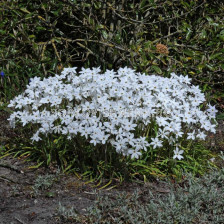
[8,67,217,162]
[0,0,223,108]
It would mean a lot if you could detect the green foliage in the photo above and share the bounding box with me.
[32,173,58,195]
[84,168,224,223]
[57,202,79,222]
[0,0,223,107]
[10,127,216,182]
[0,0,223,179]
[10,132,132,181]
[129,141,216,182]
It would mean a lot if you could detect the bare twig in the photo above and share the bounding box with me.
[15,217,27,224]
[152,31,183,43]
[107,1,206,25]
[0,175,17,183]
[37,38,131,53]
[0,163,22,173]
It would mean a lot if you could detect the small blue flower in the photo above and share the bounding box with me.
[0,71,5,78]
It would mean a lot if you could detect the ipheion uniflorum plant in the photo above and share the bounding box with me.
[8,67,217,160]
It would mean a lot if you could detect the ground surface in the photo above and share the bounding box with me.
[0,110,224,224]
[0,156,173,224]
[0,156,101,224]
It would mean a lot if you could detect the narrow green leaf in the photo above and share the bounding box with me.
[20,7,30,14]
[183,50,194,57]
[209,53,222,60]
[186,28,192,40]
[151,65,162,74]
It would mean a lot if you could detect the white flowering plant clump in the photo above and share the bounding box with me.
[8,67,217,160]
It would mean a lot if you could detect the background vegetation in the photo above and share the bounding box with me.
[0,0,223,180]
[1,0,224,104]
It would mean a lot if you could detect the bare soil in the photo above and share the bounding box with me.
[0,156,104,224]
[0,155,173,224]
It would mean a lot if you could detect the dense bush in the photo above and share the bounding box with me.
[0,0,224,107]
[8,67,216,158]
[0,0,222,178]
[7,67,217,178]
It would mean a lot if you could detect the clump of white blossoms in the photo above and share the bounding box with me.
[8,67,217,160]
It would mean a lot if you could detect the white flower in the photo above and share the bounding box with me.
[197,131,206,140]
[158,128,168,138]
[126,133,135,146]
[122,120,137,131]
[207,104,218,116]
[150,137,163,149]
[90,134,100,146]
[82,101,95,112]
[52,125,62,134]
[99,134,110,145]
[182,112,194,124]
[156,117,168,127]
[40,96,52,104]
[128,149,142,159]
[187,130,196,140]
[137,136,150,151]
[200,118,212,131]
[8,66,217,160]
[173,147,184,160]
[51,96,62,106]
[80,127,90,139]
[31,131,42,142]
